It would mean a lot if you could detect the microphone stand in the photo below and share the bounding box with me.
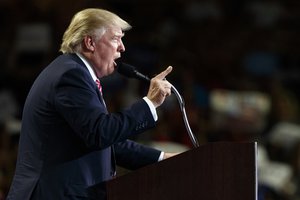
[117,62,199,148]
[171,85,200,148]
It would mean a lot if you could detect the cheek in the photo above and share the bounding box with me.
[96,42,114,57]
[103,47,116,59]
[95,42,118,65]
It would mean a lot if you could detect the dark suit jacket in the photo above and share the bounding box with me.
[7,54,161,200]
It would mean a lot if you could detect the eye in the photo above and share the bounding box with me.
[112,36,120,41]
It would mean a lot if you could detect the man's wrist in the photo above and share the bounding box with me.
[143,96,158,121]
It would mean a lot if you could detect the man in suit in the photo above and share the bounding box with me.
[7,8,175,200]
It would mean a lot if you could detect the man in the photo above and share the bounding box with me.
[7,8,175,200]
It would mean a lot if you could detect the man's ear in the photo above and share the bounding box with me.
[83,36,95,52]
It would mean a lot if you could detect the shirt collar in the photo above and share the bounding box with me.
[76,53,98,82]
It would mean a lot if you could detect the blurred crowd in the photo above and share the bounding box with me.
[1,0,300,199]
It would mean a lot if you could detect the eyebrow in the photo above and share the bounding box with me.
[115,32,125,38]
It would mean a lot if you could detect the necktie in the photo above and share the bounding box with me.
[96,79,106,108]
[95,79,116,177]
[95,79,103,95]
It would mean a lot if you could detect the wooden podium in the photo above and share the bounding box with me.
[104,142,257,200]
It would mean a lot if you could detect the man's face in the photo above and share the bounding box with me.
[90,26,125,78]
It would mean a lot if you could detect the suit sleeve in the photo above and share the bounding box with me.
[114,140,161,170]
[54,66,156,149]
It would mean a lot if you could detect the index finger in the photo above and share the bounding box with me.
[155,66,173,80]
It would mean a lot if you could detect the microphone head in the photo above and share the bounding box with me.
[117,62,150,82]
[117,62,137,78]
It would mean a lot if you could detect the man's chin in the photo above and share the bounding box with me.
[107,67,115,76]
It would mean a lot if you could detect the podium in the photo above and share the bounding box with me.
[105,142,257,200]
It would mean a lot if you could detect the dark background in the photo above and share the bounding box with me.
[1,0,300,199]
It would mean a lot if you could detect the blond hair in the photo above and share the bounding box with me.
[60,8,131,54]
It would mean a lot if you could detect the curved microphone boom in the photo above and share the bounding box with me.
[117,62,200,148]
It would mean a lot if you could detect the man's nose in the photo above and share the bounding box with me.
[118,40,125,52]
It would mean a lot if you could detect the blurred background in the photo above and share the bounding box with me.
[1,0,300,199]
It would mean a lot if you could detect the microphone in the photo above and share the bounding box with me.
[117,62,150,82]
[117,62,200,148]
